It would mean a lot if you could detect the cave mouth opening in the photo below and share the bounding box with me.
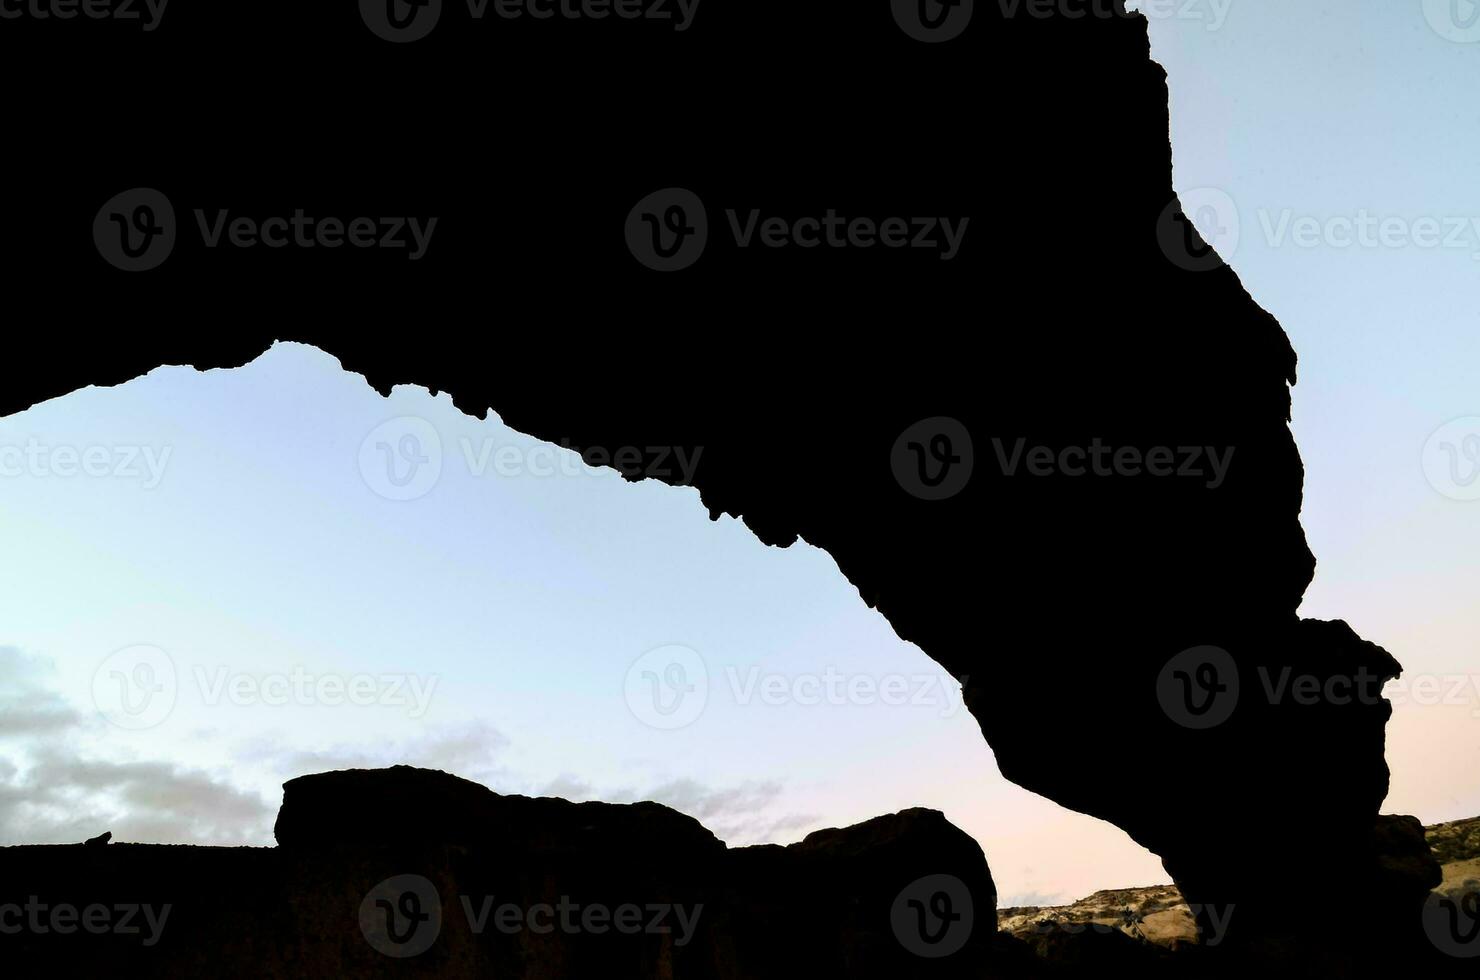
[0,341,1166,905]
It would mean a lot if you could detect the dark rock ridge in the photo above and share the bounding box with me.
[0,1,1424,968]
[2,767,1000,978]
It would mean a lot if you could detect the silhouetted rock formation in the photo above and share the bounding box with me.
[996,812,1471,978]
[0,2,1433,971]
[84,832,112,849]
[276,765,723,856]
[3,767,1000,978]
[1003,814,1449,956]
[13,779,1457,976]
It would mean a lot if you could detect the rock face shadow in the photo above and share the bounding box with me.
[0,1,1450,972]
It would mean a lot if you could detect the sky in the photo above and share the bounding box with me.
[1,2,1477,908]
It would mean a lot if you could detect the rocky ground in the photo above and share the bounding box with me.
[1001,815,1480,950]
[999,884,1198,948]
[1427,816,1480,901]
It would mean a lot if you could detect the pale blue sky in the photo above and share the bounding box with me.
[1,3,1476,907]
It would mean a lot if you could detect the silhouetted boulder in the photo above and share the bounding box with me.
[275,764,723,859]
[726,807,997,977]
[1372,814,1443,909]
[1017,922,1172,972]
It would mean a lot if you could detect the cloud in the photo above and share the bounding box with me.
[607,777,821,845]
[236,720,510,780]
[999,889,1071,909]
[538,773,595,800]
[0,745,273,845]
[1,646,817,849]
[0,646,273,845]
[0,646,81,736]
